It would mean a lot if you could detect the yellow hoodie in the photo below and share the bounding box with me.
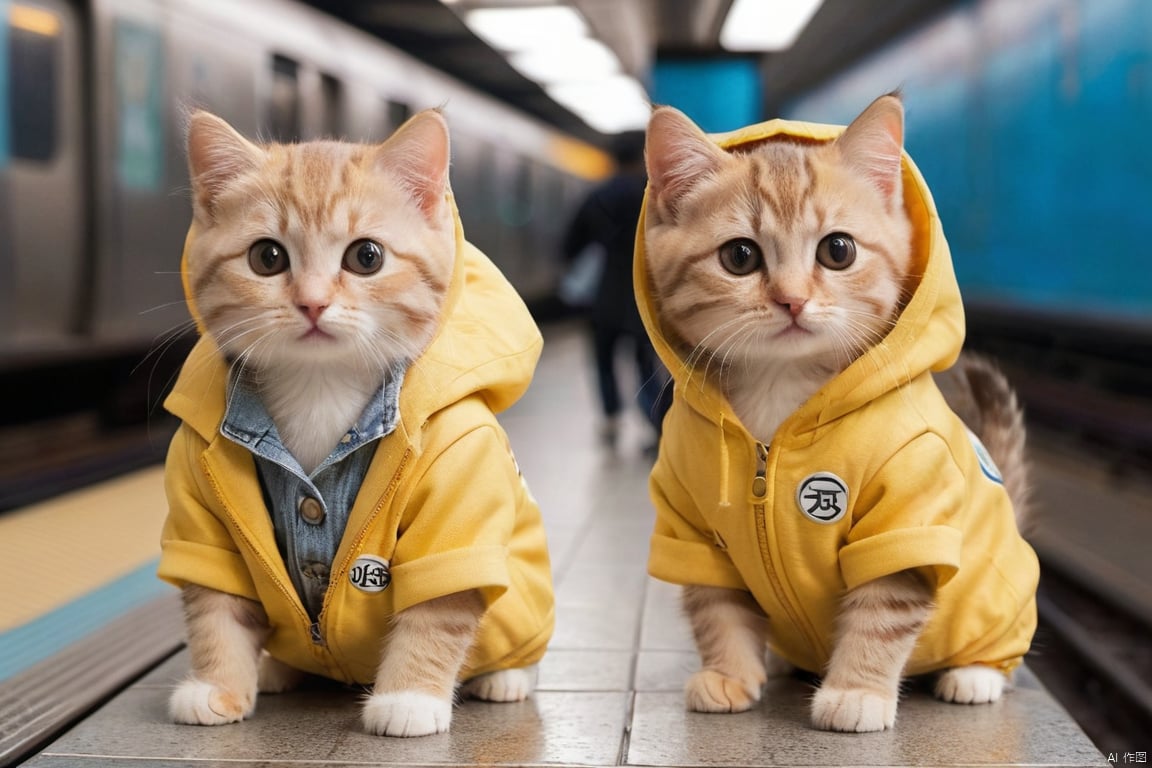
[159,203,553,685]
[636,118,1038,676]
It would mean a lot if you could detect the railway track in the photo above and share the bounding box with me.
[0,414,174,512]
[1030,563,1152,755]
[966,322,1152,755]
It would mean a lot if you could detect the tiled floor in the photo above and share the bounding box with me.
[22,324,1107,767]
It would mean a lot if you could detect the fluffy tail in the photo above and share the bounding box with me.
[935,353,1031,535]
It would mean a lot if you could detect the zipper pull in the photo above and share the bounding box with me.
[310,621,325,646]
[752,442,768,498]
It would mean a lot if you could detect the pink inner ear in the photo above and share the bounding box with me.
[380,112,450,220]
[646,109,723,212]
[186,112,262,219]
[838,97,905,200]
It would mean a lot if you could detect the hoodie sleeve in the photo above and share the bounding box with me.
[157,425,259,600]
[838,432,964,591]
[647,450,746,590]
[388,421,521,614]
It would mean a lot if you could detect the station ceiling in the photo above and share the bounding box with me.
[308,0,958,146]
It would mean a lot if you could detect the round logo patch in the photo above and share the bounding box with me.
[796,472,849,524]
[349,555,391,593]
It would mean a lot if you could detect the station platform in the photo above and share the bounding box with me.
[8,323,1109,767]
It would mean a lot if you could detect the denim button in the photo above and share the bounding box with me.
[299,496,325,524]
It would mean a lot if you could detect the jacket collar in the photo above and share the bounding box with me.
[220,364,404,476]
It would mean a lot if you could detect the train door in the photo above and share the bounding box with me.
[0,0,83,353]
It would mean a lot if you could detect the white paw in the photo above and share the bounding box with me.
[935,665,1006,704]
[169,678,254,725]
[362,691,452,737]
[685,669,762,713]
[461,665,537,702]
[811,686,897,732]
[257,653,304,694]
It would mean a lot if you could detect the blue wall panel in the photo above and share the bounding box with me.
[651,57,762,133]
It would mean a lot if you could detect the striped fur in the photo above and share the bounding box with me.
[681,585,771,713]
[170,585,270,725]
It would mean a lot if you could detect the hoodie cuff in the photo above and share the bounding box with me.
[158,540,260,601]
[389,544,511,614]
[839,525,962,591]
[648,534,747,589]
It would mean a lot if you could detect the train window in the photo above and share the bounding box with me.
[387,100,411,131]
[268,54,300,142]
[320,72,343,138]
[7,3,60,162]
[500,157,533,227]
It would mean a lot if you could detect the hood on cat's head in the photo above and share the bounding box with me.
[171,111,541,436]
[633,95,965,433]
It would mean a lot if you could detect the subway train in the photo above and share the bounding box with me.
[0,0,608,426]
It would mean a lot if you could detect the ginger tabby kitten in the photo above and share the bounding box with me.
[640,94,1037,732]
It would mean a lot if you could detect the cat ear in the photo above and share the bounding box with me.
[186,110,263,222]
[645,106,726,216]
[835,93,905,200]
[376,109,450,222]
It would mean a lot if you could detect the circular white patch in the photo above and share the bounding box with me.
[796,472,849,524]
[349,555,391,593]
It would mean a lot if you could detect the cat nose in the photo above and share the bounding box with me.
[775,297,807,317]
[297,303,328,324]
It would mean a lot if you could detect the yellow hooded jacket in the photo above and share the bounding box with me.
[159,202,554,685]
[636,117,1039,676]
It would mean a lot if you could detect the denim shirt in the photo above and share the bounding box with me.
[220,368,404,620]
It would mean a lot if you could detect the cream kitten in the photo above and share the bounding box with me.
[170,109,534,736]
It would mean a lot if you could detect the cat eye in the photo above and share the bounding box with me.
[816,233,857,270]
[343,240,385,275]
[248,239,289,276]
[718,238,763,276]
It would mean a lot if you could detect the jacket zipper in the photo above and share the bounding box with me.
[308,447,413,674]
[751,440,823,659]
[752,442,768,498]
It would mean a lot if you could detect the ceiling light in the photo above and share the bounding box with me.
[547,75,651,134]
[720,0,824,51]
[508,38,619,83]
[10,5,61,36]
[464,6,588,52]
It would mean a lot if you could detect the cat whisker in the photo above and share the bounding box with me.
[138,299,192,316]
[135,318,201,416]
[683,315,752,392]
[716,321,758,385]
[682,315,747,373]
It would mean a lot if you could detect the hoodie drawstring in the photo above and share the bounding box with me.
[718,414,730,507]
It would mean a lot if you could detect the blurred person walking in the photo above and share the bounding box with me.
[562,131,669,451]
